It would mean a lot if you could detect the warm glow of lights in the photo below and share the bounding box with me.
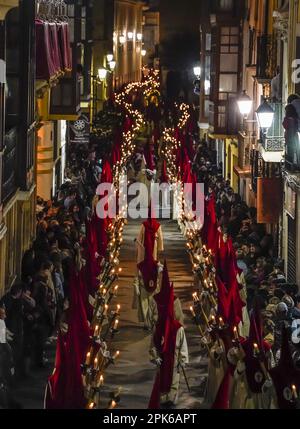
[119,34,126,44]
[98,68,107,80]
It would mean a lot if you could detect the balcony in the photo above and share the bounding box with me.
[259,103,285,163]
[2,127,17,203]
[49,74,81,120]
[255,34,277,83]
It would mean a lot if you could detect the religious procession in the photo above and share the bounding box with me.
[0,0,300,418]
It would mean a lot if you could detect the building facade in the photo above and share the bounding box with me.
[92,0,144,117]
[199,0,245,193]
[277,0,300,284]
[0,0,36,295]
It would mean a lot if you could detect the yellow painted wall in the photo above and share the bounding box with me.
[0,188,36,297]
[225,138,239,193]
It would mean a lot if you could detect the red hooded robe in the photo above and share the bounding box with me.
[148,261,182,409]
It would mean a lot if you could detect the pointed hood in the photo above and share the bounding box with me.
[149,261,182,409]
[137,253,159,294]
[142,201,160,257]
[100,160,113,184]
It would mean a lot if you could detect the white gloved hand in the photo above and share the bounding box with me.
[201,336,210,345]
[155,358,162,367]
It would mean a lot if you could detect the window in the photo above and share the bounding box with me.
[220,54,238,72]
[219,26,239,98]
[204,56,211,95]
[219,74,237,92]
[218,105,226,128]
[219,0,234,11]
[206,34,211,51]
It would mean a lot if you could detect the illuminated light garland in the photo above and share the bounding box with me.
[84,70,160,410]
[113,70,160,191]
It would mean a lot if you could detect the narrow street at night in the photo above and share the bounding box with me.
[1,0,300,422]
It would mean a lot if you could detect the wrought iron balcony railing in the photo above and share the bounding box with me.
[2,127,17,203]
[256,34,277,81]
[261,103,285,154]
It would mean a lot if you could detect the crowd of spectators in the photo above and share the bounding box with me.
[0,143,106,408]
[192,139,300,365]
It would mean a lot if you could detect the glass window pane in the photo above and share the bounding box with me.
[218,113,226,128]
[204,100,210,117]
[220,54,238,72]
[221,27,230,35]
[221,35,230,44]
[230,27,239,35]
[219,0,233,11]
[230,46,239,53]
[221,46,229,53]
[230,36,239,44]
[206,34,211,51]
[219,74,237,92]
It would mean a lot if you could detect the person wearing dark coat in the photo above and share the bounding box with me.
[0,284,24,378]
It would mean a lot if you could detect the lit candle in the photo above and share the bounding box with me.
[103,304,108,316]
[210,315,216,325]
[108,400,117,410]
[253,343,259,355]
[88,401,95,409]
[116,304,121,313]
[190,306,196,318]
[118,267,122,273]
[114,285,119,294]
[113,350,120,360]
[113,319,119,330]
[94,325,99,337]
[85,352,91,365]
[93,357,98,369]
[219,317,224,328]
[233,326,239,340]
[97,374,104,387]
[292,384,298,399]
